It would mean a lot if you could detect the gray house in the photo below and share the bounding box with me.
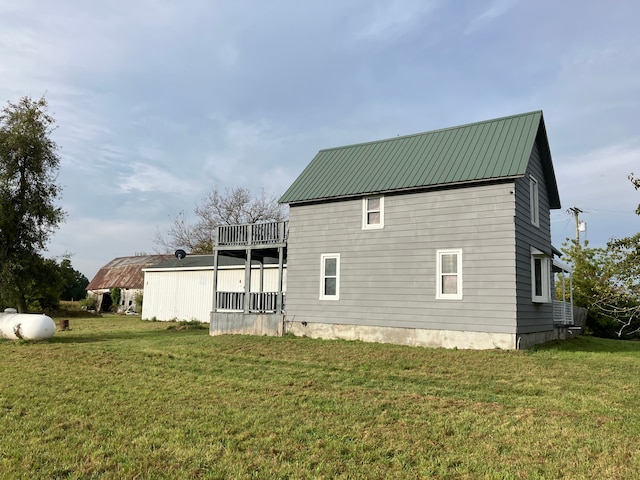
[276,111,571,349]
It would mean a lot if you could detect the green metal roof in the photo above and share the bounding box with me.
[280,111,560,207]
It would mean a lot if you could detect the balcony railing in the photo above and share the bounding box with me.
[249,292,282,312]
[216,291,285,313]
[216,291,245,311]
[216,221,288,247]
[553,300,573,325]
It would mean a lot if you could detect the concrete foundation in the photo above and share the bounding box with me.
[516,325,582,349]
[209,313,582,350]
[210,312,284,337]
[285,321,517,350]
[285,321,582,350]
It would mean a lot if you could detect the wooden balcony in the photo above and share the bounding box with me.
[215,221,288,249]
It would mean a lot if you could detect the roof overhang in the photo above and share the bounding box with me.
[535,115,561,210]
[284,176,521,207]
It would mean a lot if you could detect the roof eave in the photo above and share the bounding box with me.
[283,175,523,206]
[536,114,561,210]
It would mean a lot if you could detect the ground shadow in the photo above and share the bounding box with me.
[47,328,207,344]
[533,335,640,354]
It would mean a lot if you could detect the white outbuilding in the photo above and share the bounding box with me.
[142,254,287,323]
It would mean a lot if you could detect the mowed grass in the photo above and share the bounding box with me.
[1,317,640,479]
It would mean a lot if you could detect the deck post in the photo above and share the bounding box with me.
[259,259,264,295]
[212,247,219,312]
[243,248,252,313]
[277,245,284,313]
[243,224,253,313]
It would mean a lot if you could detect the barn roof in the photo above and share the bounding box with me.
[86,255,171,291]
[279,111,560,208]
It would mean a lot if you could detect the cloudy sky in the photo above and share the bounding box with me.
[1,0,638,279]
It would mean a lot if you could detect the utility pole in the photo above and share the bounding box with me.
[567,207,583,244]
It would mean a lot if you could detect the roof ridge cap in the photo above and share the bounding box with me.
[318,110,543,153]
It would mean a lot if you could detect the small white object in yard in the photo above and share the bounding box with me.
[0,308,56,341]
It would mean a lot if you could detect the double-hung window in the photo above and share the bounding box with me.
[530,176,539,227]
[436,249,463,300]
[363,196,384,229]
[531,248,551,303]
[320,254,340,300]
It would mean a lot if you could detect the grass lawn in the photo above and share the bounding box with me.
[1,316,640,479]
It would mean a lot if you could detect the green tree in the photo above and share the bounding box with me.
[601,232,640,337]
[560,174,640,338]
[560,240,620,337]
[0,96,65,312]
[24,256,64,311]
[59,258,89,301]
[629,172,640,214]
[110,287,121,312]
[562,239,640,338]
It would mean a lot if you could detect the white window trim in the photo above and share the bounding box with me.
[362,196,384,230]
[530,176,540,227]
[436,249,463,300]
[531,248,551,303]
[320,253,340,300]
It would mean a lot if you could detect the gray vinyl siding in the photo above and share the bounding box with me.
[514,140,554,333]
[285,183,519,333]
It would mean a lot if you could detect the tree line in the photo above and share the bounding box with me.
[0,96,87,312]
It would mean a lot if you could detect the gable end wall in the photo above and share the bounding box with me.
[514,139,554,333]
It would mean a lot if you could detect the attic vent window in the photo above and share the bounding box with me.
[530,176,539,227]
[363,196,384,230]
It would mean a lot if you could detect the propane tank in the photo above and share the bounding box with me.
[0,308,56,341]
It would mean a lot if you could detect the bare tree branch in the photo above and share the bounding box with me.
[154,187,287,254]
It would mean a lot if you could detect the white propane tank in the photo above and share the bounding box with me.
[0,308,56,341]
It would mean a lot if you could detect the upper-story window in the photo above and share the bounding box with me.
[363,196,384,229]
[530,176,539,227]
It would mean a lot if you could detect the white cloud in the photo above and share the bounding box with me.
[46,216,165,279]
[354,0,440,42]
[217,43,240,71]
[2,0,639,277]
[118,163,199,194]
[464,0,518,34]
[555,142,640,212]
[201,117,294,187]
[552,142,640,246]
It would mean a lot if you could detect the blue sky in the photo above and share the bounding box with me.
[1,0,638,279]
